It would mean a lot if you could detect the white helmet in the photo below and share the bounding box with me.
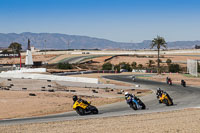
[125,92,129,96]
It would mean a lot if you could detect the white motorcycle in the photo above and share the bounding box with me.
[132,75,136,82]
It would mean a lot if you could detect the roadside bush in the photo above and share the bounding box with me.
[57,62,73,69]
[114,64,120,72]
[119,62,132,71]
[146,60,155,67]
[131,62,137,69]
[138,64,143,69]
[168,63,180,72]
[102,62,112,70]
[198,63,200,73]
[166,58,172,66]
[156,59,162,63]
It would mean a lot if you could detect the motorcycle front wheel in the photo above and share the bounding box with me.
[130,102,137,110]
[163,99,169,106]
[76,107,85,115]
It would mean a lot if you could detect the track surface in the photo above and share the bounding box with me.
[1,74,200,125]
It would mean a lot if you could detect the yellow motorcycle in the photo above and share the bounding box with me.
[73,100,98,115]
[159,92,173,106]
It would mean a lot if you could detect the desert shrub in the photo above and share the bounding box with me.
[138,64,143,69]
[131,62,137,68]
[156,59,162,63]
[198,63,200,73]
[168,63,180,72]
[119,62,132,71]
[146,60,155,67]
[102,62,112,70]
[114,64,120,72]
[57,62,73,69]
[166,58,172,66]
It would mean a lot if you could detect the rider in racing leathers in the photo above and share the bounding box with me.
[72,95,90,105]
[125,92,139,102]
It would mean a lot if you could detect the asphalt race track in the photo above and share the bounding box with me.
[1,74,200,125]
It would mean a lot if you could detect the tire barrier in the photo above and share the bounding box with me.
[29,93,36,96]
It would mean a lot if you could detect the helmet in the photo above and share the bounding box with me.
[73,95,78,102]
[125,92,129,96]
[157,88,161,90]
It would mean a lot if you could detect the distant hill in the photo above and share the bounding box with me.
[0,32,199,50]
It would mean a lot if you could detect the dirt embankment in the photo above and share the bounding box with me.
[1,108,200,133]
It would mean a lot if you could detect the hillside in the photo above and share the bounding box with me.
[0,32,199,50]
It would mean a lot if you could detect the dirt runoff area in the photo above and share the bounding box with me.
[0,108,199,133]
[0,90,124,120]
[0,76,151,120]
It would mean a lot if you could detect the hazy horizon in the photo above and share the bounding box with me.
[1,32,200,44]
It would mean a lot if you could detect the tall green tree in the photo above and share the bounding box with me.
[8,42,22,53]
[151,36,167,73]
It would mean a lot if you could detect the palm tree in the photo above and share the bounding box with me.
[151,36,167,74]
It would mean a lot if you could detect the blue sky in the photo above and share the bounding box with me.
[0,0,200,42]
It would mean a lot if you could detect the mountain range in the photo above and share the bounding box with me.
[0,32,199,50]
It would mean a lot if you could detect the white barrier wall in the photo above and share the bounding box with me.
[0,70,99,84]
[132,69,146,73]
[7,68,47,73]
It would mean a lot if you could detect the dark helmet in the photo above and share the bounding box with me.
[157,88,161,91]
[73,95,78,102]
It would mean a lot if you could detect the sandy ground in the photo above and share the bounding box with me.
[0,77,130,119]
[0,108,200,133]
[0,90,123,120]
[1,51,200,66]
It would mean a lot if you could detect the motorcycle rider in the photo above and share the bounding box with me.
[125,92,139,102]
[181,79,186,87]
[72,95,89,105]
[168,78,172,85]
[163,91,173,102]
[166,77,169,84]
[156,88,163,98]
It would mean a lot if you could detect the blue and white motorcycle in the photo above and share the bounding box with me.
[126,96,146,110]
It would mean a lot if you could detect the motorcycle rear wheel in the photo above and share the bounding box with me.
[141,102,146,109]
[92,108,99,114]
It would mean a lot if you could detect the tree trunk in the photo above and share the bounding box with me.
[157,48,160,74]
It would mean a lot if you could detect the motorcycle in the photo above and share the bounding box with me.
[73,100,98,115]
[132,75,136,82]
[158,92,173,106]
[168,78,172,85]
[126,96,146,110]
[181,80,186,87]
